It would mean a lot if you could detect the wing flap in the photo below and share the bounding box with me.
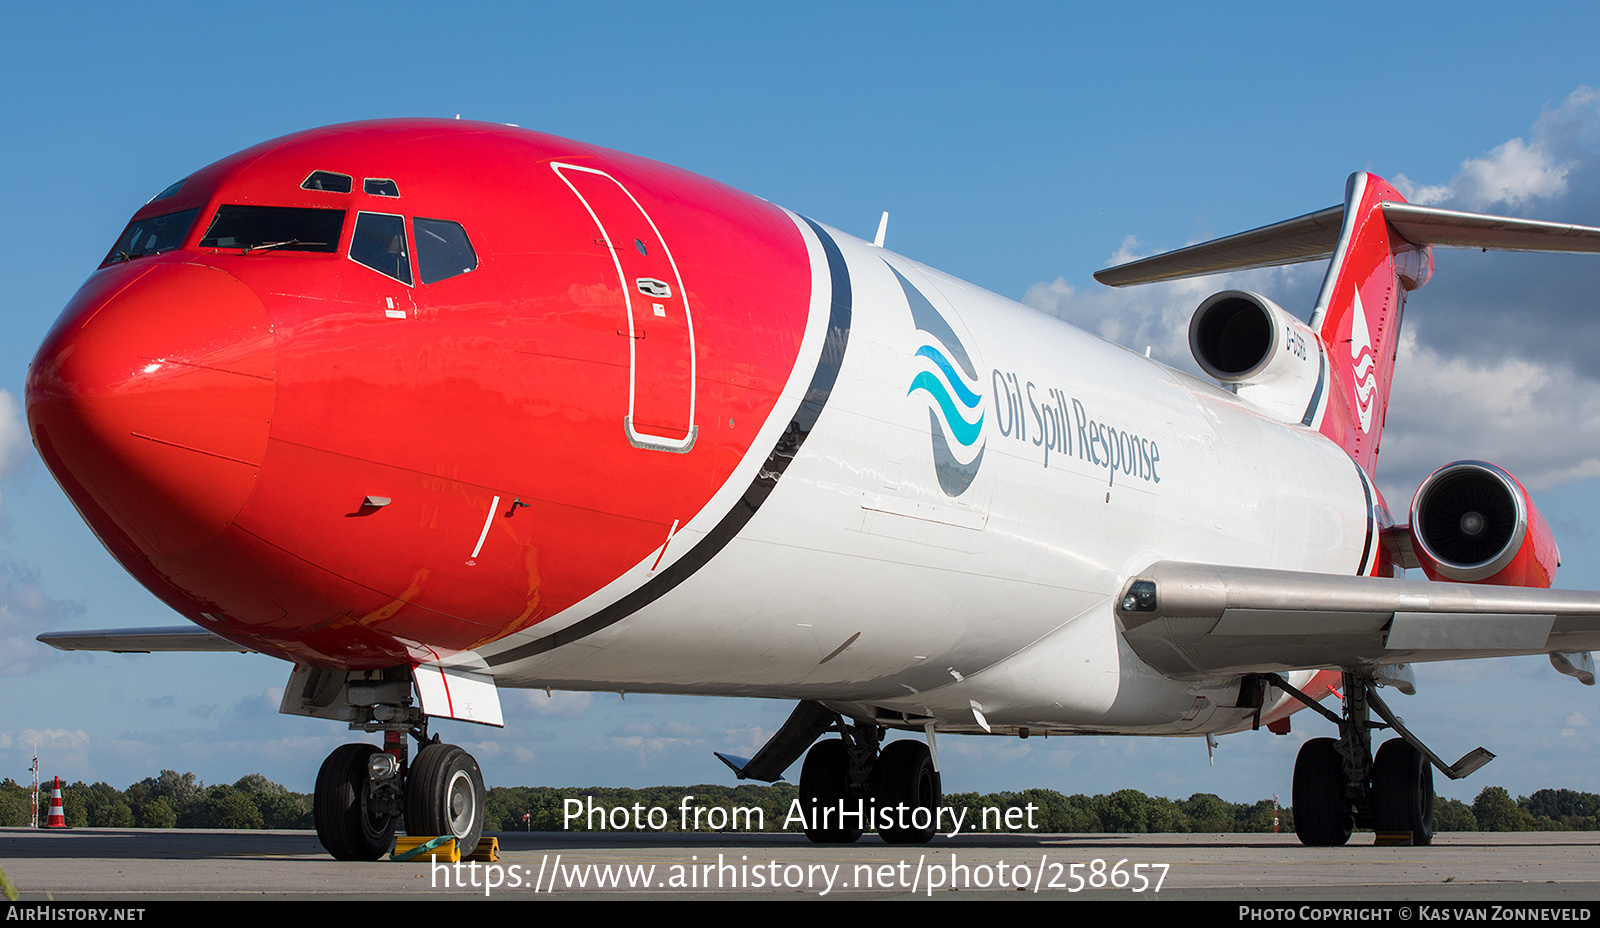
[1118,561,1600,678]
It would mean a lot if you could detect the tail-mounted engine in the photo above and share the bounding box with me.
[1189,290,1324,424]
[1405,461,1558,588]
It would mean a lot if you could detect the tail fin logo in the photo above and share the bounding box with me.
[890,266,986,497]
[1349,290,1376,434]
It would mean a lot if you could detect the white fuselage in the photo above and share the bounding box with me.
[480,217,1371,735]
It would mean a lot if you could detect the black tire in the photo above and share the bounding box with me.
[405,743,486,857]
[798,739,863,844]
[314,743,397,860]
[1293,737,1353,847]
[871,740,941,844]
[1372,738,1434,846]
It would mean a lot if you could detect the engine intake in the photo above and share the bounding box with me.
[1189,291,1322,424]
[1408,461,1557,588]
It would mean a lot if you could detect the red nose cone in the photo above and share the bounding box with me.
[27,262,275,559]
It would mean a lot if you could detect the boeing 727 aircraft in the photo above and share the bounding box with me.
[28,119,1600,856]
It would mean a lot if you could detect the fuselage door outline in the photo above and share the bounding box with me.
[552,162,698,453]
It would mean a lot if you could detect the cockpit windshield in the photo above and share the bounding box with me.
[100,207,201,268]
[200,205,345,253]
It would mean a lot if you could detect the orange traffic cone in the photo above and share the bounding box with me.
[45,776,66,828]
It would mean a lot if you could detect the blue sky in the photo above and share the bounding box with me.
[6,2,1600,806]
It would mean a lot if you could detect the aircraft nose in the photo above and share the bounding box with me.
[26,262,276,559]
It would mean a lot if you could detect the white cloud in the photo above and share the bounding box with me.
[1396,136,1568,210]
[1023,244,1323,374]
[522,689,596,718]
[12,728,91,774]
[1029,87,1600,502]
[0,558,85,676]
[604,719,707,757]
[1378,325,1600,501]
[1377,88,1600,496]
[1393,87,1600,211]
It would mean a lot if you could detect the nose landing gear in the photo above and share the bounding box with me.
[308,673,487,861]
[405,742,486,858]
[313,743,398,861]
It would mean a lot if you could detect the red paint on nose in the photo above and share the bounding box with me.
[27,262,276,560]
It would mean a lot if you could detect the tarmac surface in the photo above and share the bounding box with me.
[2,828,1599,902]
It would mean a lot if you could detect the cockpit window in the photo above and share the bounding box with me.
[349,212,412,285]
[302,171,353,193]
[364,178,400,197]
[414,218,478,284]
[100,207,201,267]
[148,178,186,203]
[200,205,344,253]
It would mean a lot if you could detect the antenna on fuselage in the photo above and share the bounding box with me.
[872,211,889,247]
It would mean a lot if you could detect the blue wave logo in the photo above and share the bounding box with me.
[892,266,985,496]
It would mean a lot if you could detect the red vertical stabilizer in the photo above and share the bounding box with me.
[1309,173,1432,478]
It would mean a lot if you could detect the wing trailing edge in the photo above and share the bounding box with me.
[1117,561,1600,679]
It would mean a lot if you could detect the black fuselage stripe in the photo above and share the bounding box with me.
[1301,349,1327,427]
[487,217,853,666]
[1354,462,1374,576]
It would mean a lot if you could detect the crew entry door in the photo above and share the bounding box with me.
[553,162,697,453]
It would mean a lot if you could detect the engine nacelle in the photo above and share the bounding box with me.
[1189,290,1323,424]
[1408,461,1558,588]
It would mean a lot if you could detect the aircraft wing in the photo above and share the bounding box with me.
[1117,561,1600,680]
[36,626,253,653]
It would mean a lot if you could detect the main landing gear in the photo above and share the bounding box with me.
[797,717,942,845]
[713,700,941,845]
[311,677,486,860]
[1270,670,1490,848]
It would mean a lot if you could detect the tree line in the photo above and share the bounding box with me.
[5,771,1600,834]
[0,771,310,829]
[486,783,1600,834]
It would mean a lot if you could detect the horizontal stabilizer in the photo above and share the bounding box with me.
[1117,561,1600,678]
[1382,202,1600,253]
[1094,206,1344,287]
[37,626,252,653]
[1095,200,1600,287]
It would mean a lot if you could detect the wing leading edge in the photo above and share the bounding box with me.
[1117,561,1600,680]
[37,627,253,653]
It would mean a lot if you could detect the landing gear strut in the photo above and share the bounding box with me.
[310,671,487,860]
[1272,670,1486,848]
[796,714,941,845]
